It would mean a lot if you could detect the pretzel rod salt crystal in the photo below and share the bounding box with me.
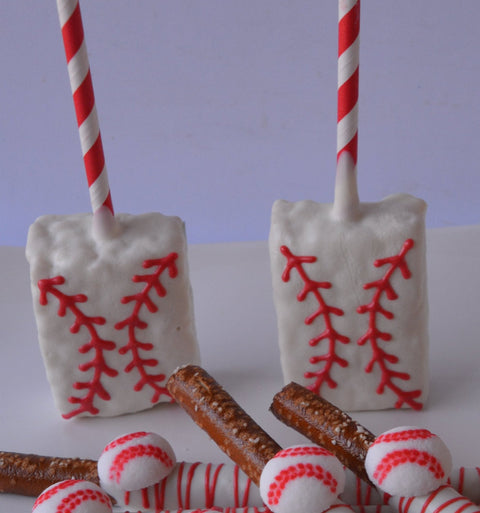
[167,365,282,487]
[271,383,480,513]
[168,365,356,513]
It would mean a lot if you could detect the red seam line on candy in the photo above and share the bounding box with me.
[274,446,332,458]
[32,480,80,508]
[109,444,174,483]
[338,0,360,56]
[142,486,150,510]
[280,245,350,395]
[374,449,445,485]
[103,431,150,452]
[73,70,95,127]
[432,496,472,513]
[373,429,434,445]
[419,486,445,513]
[185,461,201,508]
[62,2,84,63]
[267,463,337,505]
[338,68,359,122]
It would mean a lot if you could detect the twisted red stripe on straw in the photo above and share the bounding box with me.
[57,0,114,215]
[337,0,360,165]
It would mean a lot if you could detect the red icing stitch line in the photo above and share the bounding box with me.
[357,239,423,410]
[267,463,338,506]
[103,431,150,452]
[58,489,110,512]
[274,446,332,458]
[33,480,79,509]
[374,449,445,485]
[38,276,118,419]
[115,253,179,404]
[109,444,174,483]
[280,245,350,394]
[373,429,434,445]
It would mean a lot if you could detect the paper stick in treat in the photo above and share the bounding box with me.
[57,0,116,237]
[167,365,356,513]
[334,0,360,220]
[271,383,480,513]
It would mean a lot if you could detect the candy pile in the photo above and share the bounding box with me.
[0,366,479,513]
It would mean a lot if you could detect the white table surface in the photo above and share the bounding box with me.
[1,225,480,511]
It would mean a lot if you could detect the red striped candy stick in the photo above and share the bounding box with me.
[337,0,360,165]
[56,0,114,220]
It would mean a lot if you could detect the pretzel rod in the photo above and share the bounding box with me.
[168,366,361,513]
[270,382,375,483]
[271,383,480,513]
[167,365,282,487]
[0,451,98,497]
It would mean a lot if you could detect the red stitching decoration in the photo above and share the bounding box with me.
[280,245,350,395]
[357,239,423,410]
[38,276,118,419]
[115,252,179,404]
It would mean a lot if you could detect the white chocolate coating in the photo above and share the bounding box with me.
[259,445,346,513]
[32,480,112,513]
[26,212,200,418]
[269,194,428,410]
[98,432,176,494]
[365,427,452,497]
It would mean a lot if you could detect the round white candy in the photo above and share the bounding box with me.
[32,480,112,513]
[98,431,176,493]
[260,445,345,513]
[365,426,452,497]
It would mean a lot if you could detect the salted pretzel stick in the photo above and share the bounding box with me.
[168,365,358,513]
[167,365,282,486]
[271,383,480,513]
[0,451,261,509]
[0,451,98,497]
[270,381,375,483]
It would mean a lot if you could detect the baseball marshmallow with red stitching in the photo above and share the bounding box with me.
[365,426,452,497]
[32,479,112,513]
[98,431,176,494]
[259,445,346,513]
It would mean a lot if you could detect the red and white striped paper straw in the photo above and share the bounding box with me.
[57,0,114,218]
[337,0,360,165]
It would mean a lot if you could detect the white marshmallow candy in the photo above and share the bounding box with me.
[98,431,176,494]
[260,445,346,513]
[365,426,452,497]
[32,480,112,513]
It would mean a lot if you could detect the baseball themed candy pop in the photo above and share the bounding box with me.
[269,0,428,410]
[26,0,200,418]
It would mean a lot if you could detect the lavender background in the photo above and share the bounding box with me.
[1,1,479,246]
